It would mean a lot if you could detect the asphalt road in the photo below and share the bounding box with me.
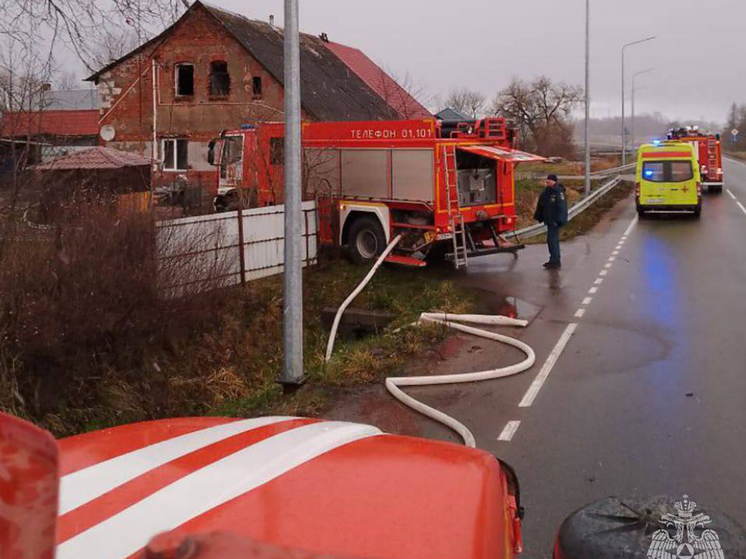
[401,160,746,557]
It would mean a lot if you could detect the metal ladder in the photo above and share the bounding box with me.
[707,137,718,177]
[443,145,468,269]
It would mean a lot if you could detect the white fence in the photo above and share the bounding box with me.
[156,201,318,295]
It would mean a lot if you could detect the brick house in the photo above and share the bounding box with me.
[86,1,430,193]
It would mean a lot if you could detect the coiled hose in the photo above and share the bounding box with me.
[325,236,536,447]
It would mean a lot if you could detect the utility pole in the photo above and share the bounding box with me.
[621,36,655,165]
[584,0,591,197]
[281,0,305,388]
[631,68,653,162]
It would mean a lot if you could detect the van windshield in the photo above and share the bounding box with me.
[642,161,693,183]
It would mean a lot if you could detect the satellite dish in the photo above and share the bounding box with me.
[100,125,116,142]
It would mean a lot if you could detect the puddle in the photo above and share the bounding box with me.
[493,295,542,322]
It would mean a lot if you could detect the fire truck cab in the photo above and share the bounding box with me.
[1,412,524,559]
[209,118,544,268]
[665,126,723,193]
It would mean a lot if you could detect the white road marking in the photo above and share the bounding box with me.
[582,297,593,305]
[59,416,293,515]
[612,250,619,255]
[57,422,382,559]
[600,270,608,276]
[604,263,613,269]
[497,420,521,442]
[737,201,746,216]
[727,188,736,200]
[519,323,578,408]
[608,256,616,262]
[574,309,586,318]
[589,287,598,294]
[623,215,639,237]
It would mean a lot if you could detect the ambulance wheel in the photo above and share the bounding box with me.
[693,205,702,219]
[636,206,646,219]
[348,216,386,265]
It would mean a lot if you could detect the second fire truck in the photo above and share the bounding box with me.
[666,126,724,192]
[209,118,544,268]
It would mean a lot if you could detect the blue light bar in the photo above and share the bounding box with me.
[241,123,257,130]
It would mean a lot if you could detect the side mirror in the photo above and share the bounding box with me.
[207,140,216,166]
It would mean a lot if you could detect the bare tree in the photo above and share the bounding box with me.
[57,70,79,90]
[0,37,55,213]
[90,27,141,71]
[444,88,486,118]
[491,76,583,156]
[0,0,185,74]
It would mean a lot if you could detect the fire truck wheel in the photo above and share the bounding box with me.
[348,216,386,264]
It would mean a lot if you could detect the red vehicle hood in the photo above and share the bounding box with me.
[55,417,514,559]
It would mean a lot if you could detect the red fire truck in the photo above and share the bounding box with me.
[1,412,524,559]
[209,118,544,268]
[666,126,724,192]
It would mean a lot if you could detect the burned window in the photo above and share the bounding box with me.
[252,76,263,99]
[175,64,194,96]
[209,61,230,96]
[270,137,284,166]
[163,138,188,171]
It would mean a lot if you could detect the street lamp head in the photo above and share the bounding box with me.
[623,36,657,50]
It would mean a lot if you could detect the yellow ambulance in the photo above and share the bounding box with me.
[635,142,702,218]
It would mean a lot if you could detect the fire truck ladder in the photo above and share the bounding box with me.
[443,145,469,269]
[707,137,718,178]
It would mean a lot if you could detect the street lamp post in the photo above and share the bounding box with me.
[584,0,591,197]
[281,0,305,388]
[621,36,655,165]
[631,67,654,161]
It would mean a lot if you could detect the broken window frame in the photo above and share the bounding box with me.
[252,76,263,100]
[162,138,189,172]
[175,63,195,97]
[209,61,230,97]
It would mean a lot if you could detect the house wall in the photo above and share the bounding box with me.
[97,6,309,194]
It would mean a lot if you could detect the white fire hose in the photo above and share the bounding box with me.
[324,235,402,362]
[325,236,536,447]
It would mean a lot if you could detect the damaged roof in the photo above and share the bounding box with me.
[201,3,397,121]
[88,1,402,122]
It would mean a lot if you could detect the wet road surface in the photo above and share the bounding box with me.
[401,160,746,557]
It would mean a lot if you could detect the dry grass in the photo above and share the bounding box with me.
[0,210,476,436]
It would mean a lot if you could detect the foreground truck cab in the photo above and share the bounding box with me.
[1,413,524,559]
[209,118,544,268]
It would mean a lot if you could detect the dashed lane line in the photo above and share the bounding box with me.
[519,323,578,408]
[497,421,521,442]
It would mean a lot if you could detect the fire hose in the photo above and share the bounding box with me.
[325,236,536,447]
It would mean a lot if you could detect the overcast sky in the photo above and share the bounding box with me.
[68,0,745,123]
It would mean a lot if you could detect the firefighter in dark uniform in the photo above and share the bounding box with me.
[534,174,569,269]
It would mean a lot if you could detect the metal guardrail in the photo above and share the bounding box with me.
[507,175,624,241]
[516,163,635,182]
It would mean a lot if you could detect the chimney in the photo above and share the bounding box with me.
[269,14,275,28]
